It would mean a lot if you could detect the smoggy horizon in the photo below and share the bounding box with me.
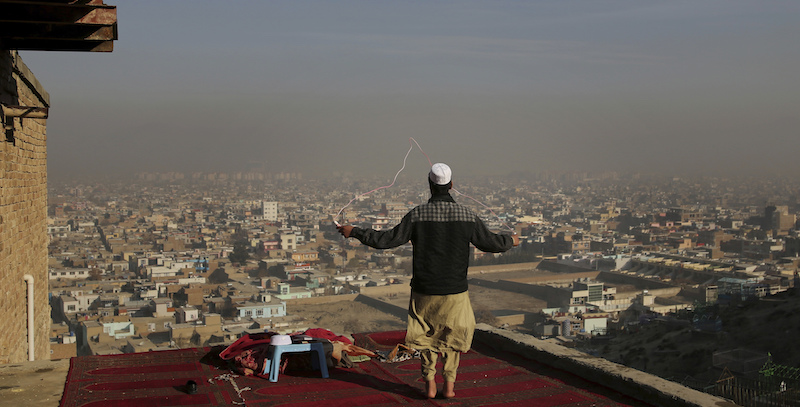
[19,1,799,180]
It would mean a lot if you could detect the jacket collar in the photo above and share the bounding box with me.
[428,193,455,203]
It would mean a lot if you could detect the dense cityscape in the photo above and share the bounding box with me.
[46,170,800,386]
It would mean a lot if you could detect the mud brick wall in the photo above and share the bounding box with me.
[0,50,50,363]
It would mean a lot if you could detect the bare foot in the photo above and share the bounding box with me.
[425,379,437,399]
[442,381,455,398]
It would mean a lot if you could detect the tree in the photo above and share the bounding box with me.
[268,264,287,279]
[254,241,266,259]
[190,331,202,346]
[317,248,336,269]
[228,241,251,264]
[254,261,269,278]
[231,227,248,242]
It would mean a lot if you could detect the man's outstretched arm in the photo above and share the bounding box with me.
[337,216,412,249]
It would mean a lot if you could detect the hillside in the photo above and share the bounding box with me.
[590,288,800,386]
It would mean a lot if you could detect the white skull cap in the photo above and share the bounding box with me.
[429,163,452,185]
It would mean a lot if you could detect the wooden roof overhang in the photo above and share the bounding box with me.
[0,0,117,52]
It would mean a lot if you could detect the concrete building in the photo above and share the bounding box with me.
[274,283,313,300]
[234,298,287,319]
[49,268,92,280]
[175,306,200,324]
[79,316,135,354]
[280,232,297,251]
[772,206,796,236]
[58,296,80,315]
[291,250,319,265]
[262,201,278,222]
[150,298,173,317]
[571,280,611,305]
[53,290,100,315]
[169,313,223,348]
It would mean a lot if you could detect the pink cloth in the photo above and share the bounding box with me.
[302,328,352,345]
[219,332,276,360]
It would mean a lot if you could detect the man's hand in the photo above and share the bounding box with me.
[511,233,520,247]
[337,224,354,238]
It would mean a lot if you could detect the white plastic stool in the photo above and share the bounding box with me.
[263,342,329,382]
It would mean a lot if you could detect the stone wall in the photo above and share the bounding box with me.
[467,261,540,275]
[0,50,50,363]
[284,293,359,306]
[474,325,736,407]
[598,270,676,290]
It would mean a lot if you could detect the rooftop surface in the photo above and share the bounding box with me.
[0,358,70,407]
[0,326,734,407]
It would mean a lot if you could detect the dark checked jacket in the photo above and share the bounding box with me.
[349,192,513,295]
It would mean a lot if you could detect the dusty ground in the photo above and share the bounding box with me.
[469,285,547,316]
[289,282,546,339]
[290,300,407,339]
[0,358,70,407]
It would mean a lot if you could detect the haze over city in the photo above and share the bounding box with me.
[19,1,800,180]
[6,3,800,403]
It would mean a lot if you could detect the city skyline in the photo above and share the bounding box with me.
[20,1,800,179]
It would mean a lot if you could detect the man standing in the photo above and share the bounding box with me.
[337,163,519,398]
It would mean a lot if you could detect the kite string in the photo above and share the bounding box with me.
[334,137,430,222]
[334,137,514,233]
[409,137,433,168]
[452,187,515,232]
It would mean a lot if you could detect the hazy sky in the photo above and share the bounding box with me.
[20,1,800,180]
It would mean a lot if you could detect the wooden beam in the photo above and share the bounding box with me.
[0,0,117,52]
[0,22,117,41]
[0,1,117,26]
[1,104,49,119]
[0,38,113,52]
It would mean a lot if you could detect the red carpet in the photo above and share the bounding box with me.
[60,331,642,406]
